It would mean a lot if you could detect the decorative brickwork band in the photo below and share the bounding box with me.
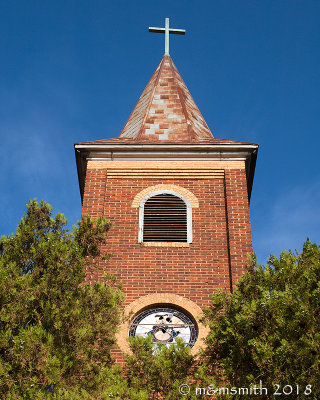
[106,168,224,179]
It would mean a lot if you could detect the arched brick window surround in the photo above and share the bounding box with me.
[116,294,209,356]
[131,184,199,208]
[138,190,192,243]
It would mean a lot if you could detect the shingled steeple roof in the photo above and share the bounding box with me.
[118,55,213,143]
[79,55,229,146]
[76,55,260,147]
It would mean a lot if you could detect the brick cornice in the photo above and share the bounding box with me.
[75,145,257,203]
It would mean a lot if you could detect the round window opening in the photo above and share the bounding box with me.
[129,307,198,347]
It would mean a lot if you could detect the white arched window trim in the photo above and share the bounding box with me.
[138,190,192,243]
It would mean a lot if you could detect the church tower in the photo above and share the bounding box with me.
[75,19,258,362]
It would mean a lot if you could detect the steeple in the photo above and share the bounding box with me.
[118,56,214,143]
[116,18,212,143]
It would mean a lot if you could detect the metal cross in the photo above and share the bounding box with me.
[149,18,186,56]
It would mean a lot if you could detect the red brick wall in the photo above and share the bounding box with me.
[225,170,253,287]
[82,168,252,308]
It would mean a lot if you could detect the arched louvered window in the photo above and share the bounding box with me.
[138,190,192,243]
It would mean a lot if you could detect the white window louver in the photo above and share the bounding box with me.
[143,194,187,242]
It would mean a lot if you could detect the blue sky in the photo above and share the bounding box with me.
[0,0,319,264]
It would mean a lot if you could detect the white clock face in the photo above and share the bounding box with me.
[129,307,198,348]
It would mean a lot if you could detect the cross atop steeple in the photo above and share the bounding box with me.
[149,18,186,56]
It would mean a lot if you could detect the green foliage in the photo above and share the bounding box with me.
[44,366,149,400]
[204,240,320,398]
[124,336,205,399]
[0,200,124,398]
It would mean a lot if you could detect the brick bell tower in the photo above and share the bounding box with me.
[75,19,258,361]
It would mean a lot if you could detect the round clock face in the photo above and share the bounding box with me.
[129,307,198,347]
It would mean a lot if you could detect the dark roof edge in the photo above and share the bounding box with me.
[246,148,258,203]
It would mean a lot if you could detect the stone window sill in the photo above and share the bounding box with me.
[141,242,190,248]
